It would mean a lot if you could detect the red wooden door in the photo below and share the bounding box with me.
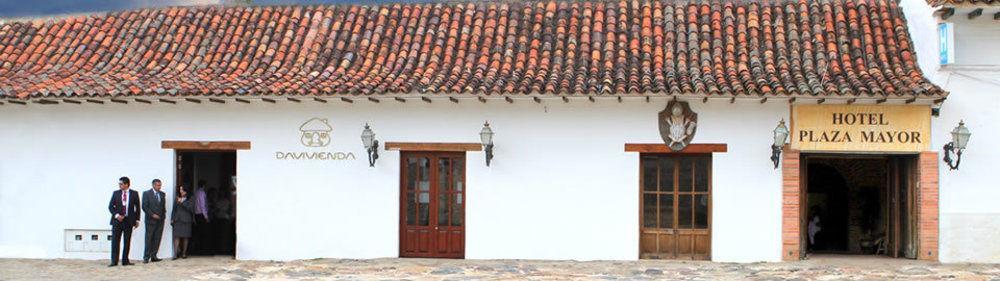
[400,152,465,258]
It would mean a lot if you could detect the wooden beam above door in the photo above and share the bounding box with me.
[384,142,483,152]
[624,143,728,153]
[161,140,252,151]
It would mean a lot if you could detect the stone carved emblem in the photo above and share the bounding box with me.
[658,100,698,151]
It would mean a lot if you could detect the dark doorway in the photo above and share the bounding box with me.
[803,154,917,259]
[399,151,466,259]
[175,151,237,257]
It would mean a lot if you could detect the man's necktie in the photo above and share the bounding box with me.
[120,192,127,216]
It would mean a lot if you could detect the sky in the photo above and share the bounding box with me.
[0,0,420,19]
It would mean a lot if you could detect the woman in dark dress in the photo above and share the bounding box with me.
[172,186,195,259]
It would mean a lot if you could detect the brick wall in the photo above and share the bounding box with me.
[781,146,801,261]
[918,151,940,261]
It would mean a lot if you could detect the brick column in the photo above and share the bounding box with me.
[781,146,801,261]
[918,152,940,261]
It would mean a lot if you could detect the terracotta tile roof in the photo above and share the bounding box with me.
[0,1,945,100]
[927,0,1000,6]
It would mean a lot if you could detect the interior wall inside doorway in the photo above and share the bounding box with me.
[806,158,887,254]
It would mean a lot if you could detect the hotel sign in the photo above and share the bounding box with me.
[791,105,931,152]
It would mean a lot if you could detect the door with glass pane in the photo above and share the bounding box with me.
[399,152,465,258]
[640,154,711,260]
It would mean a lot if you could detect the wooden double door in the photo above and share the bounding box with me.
[399,152,466,258]
[640,154,711,260]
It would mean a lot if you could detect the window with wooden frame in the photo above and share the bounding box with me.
[640,154,711,260]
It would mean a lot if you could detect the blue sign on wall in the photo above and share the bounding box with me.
[939,23,954,65]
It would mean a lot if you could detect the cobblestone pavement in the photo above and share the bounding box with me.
[1,255,998,280]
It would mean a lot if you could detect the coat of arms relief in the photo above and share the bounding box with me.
[658,100,698,151]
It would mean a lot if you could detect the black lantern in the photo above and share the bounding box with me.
[480,121,494,166]
[771,119,789,169]
[943,120,970,170]
[361,123,379,167]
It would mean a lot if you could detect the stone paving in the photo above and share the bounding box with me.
[1,255,998,280]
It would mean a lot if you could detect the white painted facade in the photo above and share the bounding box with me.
[0,98,786,262]
[902,0,1000,263]
[0,0,996,264]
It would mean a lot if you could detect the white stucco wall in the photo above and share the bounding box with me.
[903,0,1000,263]
[0,98,786,262]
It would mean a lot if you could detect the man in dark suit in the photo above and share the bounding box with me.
[108,176,141,267]
[142,179,166,263]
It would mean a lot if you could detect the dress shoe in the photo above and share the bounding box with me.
[143,259,149,264]
[122,261,134,266]
[172,257,180,261]
[151,258,162,262]
[108,263,118,267]
[181,255,188,259]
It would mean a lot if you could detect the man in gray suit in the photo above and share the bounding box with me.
[142,179,166,263]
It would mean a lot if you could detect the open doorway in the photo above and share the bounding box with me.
[803,154,918,259]
[175,151,237,257]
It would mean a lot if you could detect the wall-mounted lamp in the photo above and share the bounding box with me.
[771,119,790,169]
[361,123,379,167]
[480,121,494,167]
[943,120,970,170]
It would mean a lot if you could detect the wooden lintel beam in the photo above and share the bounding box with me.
[421,97,432,103]
[110,98,128,104]
[158,98,177,104]
[261,98,276,103]
[625,143,728,153]
[394,97,406,103]
[341,97,354,103]
[367,97,380,103]
[449,97,459,103]
[162,140,251,151]
[941,7,955,20]
[185,98,202,104]
[313,97,327,103]
[62,99,82,104]
[504,96,513,103]
[533,97,541,103]
[385,142,483,152]
[562,96,570,103]
[235,98,251,104]
[287,97,301,103]
[85,99,104,104]
[817,98,826,104]
[477,96,486,103]
[209,98,225,104]
[969,8,983,19]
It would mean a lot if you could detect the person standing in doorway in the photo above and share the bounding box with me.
[192,180,211,255]
[172,186,195,259]
[142,179,167,263]
[108,176,141,267]
[194,180,211,223]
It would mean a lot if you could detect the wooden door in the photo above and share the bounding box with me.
[886,156,918,259]
[640,155,711,260]
[399,152,465,258]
